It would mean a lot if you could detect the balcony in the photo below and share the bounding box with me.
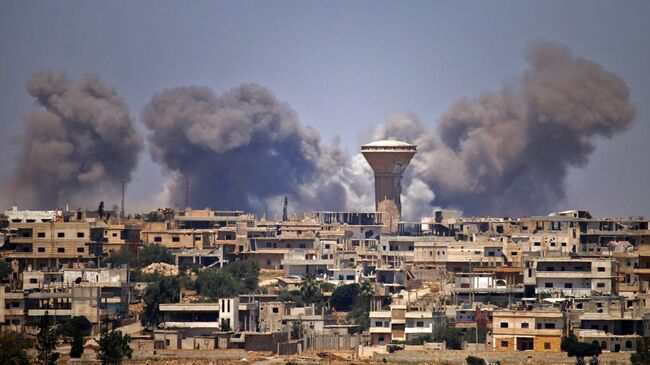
[28,309,71,317]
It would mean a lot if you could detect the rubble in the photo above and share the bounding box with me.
[141,262,179,276]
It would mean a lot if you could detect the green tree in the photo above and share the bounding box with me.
[330,283,360,310]
[466,356,486,365]
[434,327,464,350]
[346,281,374,331]
[290,321,303,340]
[195,270,241,299]
[141,276,180,327]
[220,318,232,332]
[58,316,92,338]
[464,327,488,344]
[0,260,12,282]
[70,333,84,358]
[103,247,136,269]
[0,330,32,365]
[98,201,105,219]
[562,334,602,365]
[631,337,650,365]
[223,260,260,293]
[97,330,132,365]
[137,244,174,267]
[300,273,322,306]
[36,312,59,365]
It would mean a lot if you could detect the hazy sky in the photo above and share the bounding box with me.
[1,1,649,217]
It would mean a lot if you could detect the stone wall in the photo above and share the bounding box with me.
[373,350,632,365]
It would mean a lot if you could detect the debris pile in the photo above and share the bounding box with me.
[140,262,179,276]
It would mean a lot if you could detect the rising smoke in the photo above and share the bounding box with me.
[142,84,361,214]
[374,41,636,217]
[2,70,143,209]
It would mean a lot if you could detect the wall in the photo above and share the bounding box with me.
[374,350,632,365]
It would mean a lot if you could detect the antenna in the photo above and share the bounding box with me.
[185,179,190,209]
[121,181,125,219]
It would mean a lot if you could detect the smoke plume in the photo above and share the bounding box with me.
[374,41,635,217]
[142,84,361,214]
[3,70,143,209]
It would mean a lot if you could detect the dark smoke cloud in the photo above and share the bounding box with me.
[142,84,355,214]
[373,41,635,217]
[2,70,143,209]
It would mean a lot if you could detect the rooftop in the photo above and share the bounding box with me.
[361,140,416,151]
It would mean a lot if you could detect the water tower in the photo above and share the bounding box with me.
[361,140,416,233]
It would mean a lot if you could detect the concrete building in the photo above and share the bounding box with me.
[492,309,564,352]
[361,140,416,233]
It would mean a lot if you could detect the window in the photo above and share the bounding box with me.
[299,244,306,249]
[77,232,85,238]
[57,232,65,238]
[597,267,605,272]
[154,236,162,242]
[544,342,551,350]
[29,278,38,284]
[564,283,573,288]
[38,247,45,252]
[521,322,529,328]
[57,247,65,253]
[77,247,84,253]
[112,233,117,237]
[172,236,180,242]
[511,251,518,256]
[545,283,553,288]
[272,307,279,313]
[266,242,272,247]
[544,323,556,329]
[597,282,606,288]
[501,340,509,348]
[534,242,541,246]
[500,322,509,328]
[195,236,201,241]
[375,322,383,327]
[38,232,46,238]
[416,321,424,327]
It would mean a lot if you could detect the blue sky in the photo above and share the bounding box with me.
[1,1,649,216]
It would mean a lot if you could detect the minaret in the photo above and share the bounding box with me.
[361,140,416,233]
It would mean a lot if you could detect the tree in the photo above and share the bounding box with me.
[0,260,12,282]
[195,269,241,300]
[223,260,260,293]
[300,274,322,306]
[98,201,105,219]
[70,333,84,358]
[97,330,132,365]
[466,356,486,365]
[58,316,92,338]
[562,334,602,365]
[220,318,232,332]
[0,330,32,365]
[631,337,650,365]
[141,276,180,327]
[103,247,136,269]
[434,327,464,350]
[36,311,59,365]
[137,244,174,267]
[290,321,303,340]
[330,284,360,311]
[347,281,374,331]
